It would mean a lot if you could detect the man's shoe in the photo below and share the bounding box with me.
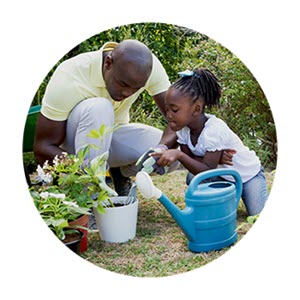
[88,210,98,231]
[109,167,132,196]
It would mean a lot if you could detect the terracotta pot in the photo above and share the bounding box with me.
[69,214,89,252]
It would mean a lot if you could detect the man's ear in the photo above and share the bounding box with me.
[104,55,113,70]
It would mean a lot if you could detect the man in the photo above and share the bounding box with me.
[34,39,178,195]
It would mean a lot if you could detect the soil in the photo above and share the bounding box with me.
[63,232,81,244]
[113,203,125,207]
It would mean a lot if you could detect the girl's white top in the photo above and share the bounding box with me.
[176,114,261,183]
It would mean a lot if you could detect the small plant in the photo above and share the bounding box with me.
[31,189,90,240]
[236,214,259,231]
[30,124,119,240]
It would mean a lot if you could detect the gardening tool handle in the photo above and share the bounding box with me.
[187,168,243,206]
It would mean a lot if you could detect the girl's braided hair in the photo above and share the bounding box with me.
[172,68,221,109]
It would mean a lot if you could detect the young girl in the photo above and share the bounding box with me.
[151,68,268,216]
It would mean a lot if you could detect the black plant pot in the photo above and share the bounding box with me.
[63,231,83,254]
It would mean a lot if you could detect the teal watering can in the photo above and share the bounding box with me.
[136,169,243,252]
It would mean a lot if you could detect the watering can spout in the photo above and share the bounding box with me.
[136,171,195,241]
[158,194,195,241]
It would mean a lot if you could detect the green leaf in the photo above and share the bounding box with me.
[81,145,90,158]
[97,190,109,202]
[47,218,68,228]
[64,228,80,235]
[96,204,106,214]
[246,215,259,224]
[89,144,98,150]
[99,124,106,136]
[99,182,118,197]
[69,206,90,215]
[56,228,65,240]
[87,129,100,138]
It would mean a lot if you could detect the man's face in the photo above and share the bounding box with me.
[103,55,150,102]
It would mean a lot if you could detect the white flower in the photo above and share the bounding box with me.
[36,165,53,184]
[36,165,45,181]
[62,200,78,207]
[44,173,53,184]
[49,193,66,200]
[53,155,59,166]
[42,160,49,169]
[39,192,67,200]
[40,191,49,199]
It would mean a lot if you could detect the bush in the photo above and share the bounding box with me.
[180,38,277,168]
[28,22,277,169]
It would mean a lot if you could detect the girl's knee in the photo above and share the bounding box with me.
[242,182,268,216]
[244,202,264,216]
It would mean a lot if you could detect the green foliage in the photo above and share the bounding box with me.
[31,188,90,240]
[29,22,277,169]
[236,214,259,231]
[23,152,38,173]
[30,125,119,239]
[180,38,277,168]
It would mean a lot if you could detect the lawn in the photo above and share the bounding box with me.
[80,169,275,277]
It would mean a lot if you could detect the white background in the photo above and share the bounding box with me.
[1,0,299,299]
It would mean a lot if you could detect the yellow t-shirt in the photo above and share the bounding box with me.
[41,42,170,124]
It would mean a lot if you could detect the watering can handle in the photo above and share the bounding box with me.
[186,168,243,206]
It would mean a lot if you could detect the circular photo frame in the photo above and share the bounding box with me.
[23,22,277,278]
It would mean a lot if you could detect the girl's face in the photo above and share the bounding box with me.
[165,87,201,131]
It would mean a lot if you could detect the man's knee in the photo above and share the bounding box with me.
[79,97,114,120]
[64,97,114,154]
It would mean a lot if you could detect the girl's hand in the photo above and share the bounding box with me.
[220,149,236,165]
[150,149,181,167]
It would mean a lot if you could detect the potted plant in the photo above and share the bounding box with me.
[30,125,118,252]
[31,189,90,253]
[30,124,139,248]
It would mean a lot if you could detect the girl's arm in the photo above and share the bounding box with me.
[180,145,235,166]
[178,144,222,175]
[151,144,222,175]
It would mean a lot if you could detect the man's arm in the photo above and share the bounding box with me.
[152,91,178,149]
[33,113,67,166]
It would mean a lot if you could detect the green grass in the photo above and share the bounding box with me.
[80,170,275,277]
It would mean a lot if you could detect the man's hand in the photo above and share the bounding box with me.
[220,149,236,166]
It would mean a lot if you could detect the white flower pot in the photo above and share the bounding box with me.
[93,197,138,243]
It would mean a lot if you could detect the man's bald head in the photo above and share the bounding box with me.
[112,40,153,75]
[103,40,154,101]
